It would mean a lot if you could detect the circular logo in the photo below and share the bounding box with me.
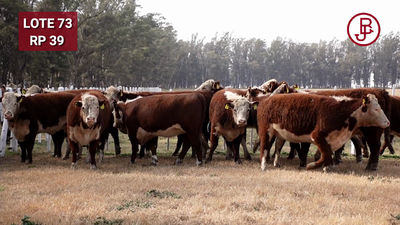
[347,13,380,46]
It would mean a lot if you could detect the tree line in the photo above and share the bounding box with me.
[1,0,399,89]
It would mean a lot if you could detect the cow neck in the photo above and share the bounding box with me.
[335,98,366,130]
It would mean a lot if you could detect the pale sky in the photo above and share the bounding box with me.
[137,0,400,44]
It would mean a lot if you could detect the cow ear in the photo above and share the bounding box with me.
[252,102,259,110]
[120,90,123,97]
[214,81,221,90]
[99,100,106,109]
[21,89,26,94]
[362,95,370,107]
[225,102,232,110]
[74,101,83,107]
[16,96,25,103]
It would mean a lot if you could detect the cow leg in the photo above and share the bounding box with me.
[273,138,286,167]
[19,141,27,163]
[138,145,145,159]
[172,135,184,156]
[109,126,121,155]
[258,129,273,171]
[307,134,333,171]
[200,134,209,159]
[24,137,35,164]
[379,134,394,155]
[351,137,364,163]
[206,126,219,163]
[333,146,344,165]
[252,137,260,153]
[360,127,382,171]
[232,137,242,164]
[226,140,233,160]
[314,150,321,161]
[176,135,191,165]
[241,136,252,161]
[88,141,98,170]
[288,142,299,160]
[52,130,65,158]
[69,140,80,169]
[298,143,310,168]
[147,137,158,165]
[267,136,276,163]
[128,133,139,164]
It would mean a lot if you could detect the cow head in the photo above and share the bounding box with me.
[358,94,390,128]
[104,86,122,102]
[225,98,259,127]
[2,93,24,121]
[74,94,106,127]
[260,79,278,92]
[246,87,267,101]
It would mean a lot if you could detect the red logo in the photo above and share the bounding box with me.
[347,13,380,46]
[19,12,77,51]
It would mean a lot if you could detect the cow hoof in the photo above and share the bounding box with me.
[365,165,378,171]
[196,159,203,166]
[245,156,252,161]
[323,166,331,173]
[26,160,32,164]
[205,157,212,164]
[115,147,121,156]
[71,163,77,169]
[356,156,363,163]
[90,164,97,170]
[62,156,69,160]
[175,158,183,165]
[306,162,317,170]
[235,160,242,164]
[261,162,267,171]
[274,162,281,168]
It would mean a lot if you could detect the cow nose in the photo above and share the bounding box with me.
[86,117,96,124]
[387,121,390,127]
[4,112,13,120]
[238,119,247,126]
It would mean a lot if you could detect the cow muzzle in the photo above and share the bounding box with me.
[237,119,247,127]
[86,117,97,126]
[4,111,13,120]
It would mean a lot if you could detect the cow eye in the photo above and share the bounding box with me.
[82,106,85,110]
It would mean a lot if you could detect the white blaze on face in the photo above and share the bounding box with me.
[224,91,251,127]
[2,92,19,120]
[104,86,120,101]
[357,94,390,128]
[195,79,215,91]
[80,93,100,127]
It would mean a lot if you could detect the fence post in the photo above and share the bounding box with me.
[10,132,18,152]
[46,134,51,152]
[0,119,8,157]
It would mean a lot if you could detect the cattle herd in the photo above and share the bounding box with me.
[1,79,397,172]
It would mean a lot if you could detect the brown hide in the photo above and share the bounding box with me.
[115,92,207,165]
[9,90,90,163]
[309,88,391,171]
[380,95,400,154]
[67,91,110,169]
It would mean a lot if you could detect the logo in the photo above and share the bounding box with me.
[19,12,77,51]
[347,13,380,46]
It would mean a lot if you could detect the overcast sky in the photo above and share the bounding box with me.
[137,0,400,44]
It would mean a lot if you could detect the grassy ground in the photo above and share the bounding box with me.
[1,130,400,225]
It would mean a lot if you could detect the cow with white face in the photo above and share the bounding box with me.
[67,91,110,170]
[207,89,258,164]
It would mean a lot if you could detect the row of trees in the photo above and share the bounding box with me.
[1,0,400,89]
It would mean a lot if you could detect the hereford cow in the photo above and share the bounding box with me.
[113,92,207,165]
[67,91,111,170]
[207,89,258,164]
[302,88,392,171]
[2,91,90,163]
[379,95,400,155]
[257,93,390,171]
[107,81,222,159]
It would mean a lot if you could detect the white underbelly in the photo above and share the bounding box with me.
[38,116,67,135]
[136,124,185,145]
[69,124,101,146]
[271,124,313,143]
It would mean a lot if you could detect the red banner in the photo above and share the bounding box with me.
[19,12,77,51]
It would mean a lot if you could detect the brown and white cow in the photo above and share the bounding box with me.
[67,91,110,170]
[301,88,392,171]
[113,92,207,165]
[2,91,88,163]
[207,89,258,164]
[257,93,390,171]
[378,95,400,155]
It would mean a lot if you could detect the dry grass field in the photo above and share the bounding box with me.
[1,88,400,225]
[1,131,400,225]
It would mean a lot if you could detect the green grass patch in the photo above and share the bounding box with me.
[146,189,181,199]
[115,200,153,212]
[94,217,124,225]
